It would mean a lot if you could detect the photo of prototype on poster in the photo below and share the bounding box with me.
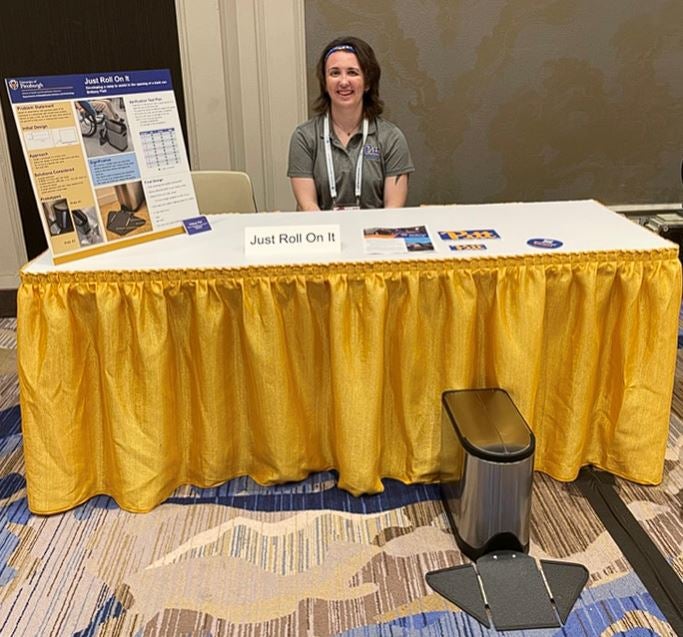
[95,180,151,241]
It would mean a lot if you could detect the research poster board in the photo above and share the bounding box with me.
[5,69,198,263]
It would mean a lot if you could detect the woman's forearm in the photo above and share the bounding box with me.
[291,177,321,211]
[383,174,409,208]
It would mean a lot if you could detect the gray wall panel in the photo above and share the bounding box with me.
[304,0,683,206]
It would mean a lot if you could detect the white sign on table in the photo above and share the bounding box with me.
[245,225,341,256]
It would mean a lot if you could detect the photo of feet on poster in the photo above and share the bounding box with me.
[5,69,198,263]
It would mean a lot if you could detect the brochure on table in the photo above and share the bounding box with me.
[5,69,198,264]
[363,225,434,254]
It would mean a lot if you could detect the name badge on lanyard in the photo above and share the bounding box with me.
[324,113,368,210]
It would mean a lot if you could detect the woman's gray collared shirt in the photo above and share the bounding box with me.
[287,115,414,209]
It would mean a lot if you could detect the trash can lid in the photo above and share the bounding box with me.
[442,388,534,462]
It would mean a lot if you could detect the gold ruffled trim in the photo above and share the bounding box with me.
[20,247,680,285]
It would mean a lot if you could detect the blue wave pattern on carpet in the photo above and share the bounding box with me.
[0,405,28,587]
[78,579,666,637]
[337,594,664,636]
[0,404,673,636]
[166,477,441,513]
[73,591,126,637]
[72,472,442,517]
[335,573,667,636]
[0,404,21,452]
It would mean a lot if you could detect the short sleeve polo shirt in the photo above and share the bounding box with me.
[287,115,414,210]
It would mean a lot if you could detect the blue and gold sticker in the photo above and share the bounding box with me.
[526,237,563,249]
[450,243,487,251]
[439,229,501,241]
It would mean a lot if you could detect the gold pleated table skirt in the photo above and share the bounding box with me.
[17,249,681,513]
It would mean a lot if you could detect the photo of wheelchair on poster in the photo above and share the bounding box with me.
[76,98,133,158]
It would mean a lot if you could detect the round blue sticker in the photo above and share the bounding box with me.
[527,237,563,249]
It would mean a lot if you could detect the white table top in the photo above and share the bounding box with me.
[24,199,675,274]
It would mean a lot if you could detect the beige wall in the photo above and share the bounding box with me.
[305,0,683,207]
[176,0,307,212]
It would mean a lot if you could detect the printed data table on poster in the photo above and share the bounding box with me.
[141,128,181,169]
[5,69,199,263]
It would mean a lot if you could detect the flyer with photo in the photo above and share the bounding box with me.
[5,69,198,263]
[363,226,434,254]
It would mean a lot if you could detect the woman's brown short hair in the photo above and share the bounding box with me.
[313,36,384,120]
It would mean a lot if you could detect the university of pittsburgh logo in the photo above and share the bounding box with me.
[363,144,380,160]
[438,229,501,241]
[450,243,487,251]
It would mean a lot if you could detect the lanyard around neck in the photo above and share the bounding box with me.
[323,113,369,206]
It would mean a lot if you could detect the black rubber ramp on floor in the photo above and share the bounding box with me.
[426,551,587,630]
[426,564,490,628]
[541,559,589,624]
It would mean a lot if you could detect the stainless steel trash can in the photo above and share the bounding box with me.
[440,388,535,560]
[114,182,144,211]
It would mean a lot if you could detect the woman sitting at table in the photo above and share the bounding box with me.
[288,36,414,211]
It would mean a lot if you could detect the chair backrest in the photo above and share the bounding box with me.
[191,170,257,214]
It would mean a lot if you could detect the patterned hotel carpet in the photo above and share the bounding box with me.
[0,318,681,636]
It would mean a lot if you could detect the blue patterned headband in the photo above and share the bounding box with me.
[325,45,356,61]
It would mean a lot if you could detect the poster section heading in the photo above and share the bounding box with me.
[6,70,173,103]
[5,69,198,260]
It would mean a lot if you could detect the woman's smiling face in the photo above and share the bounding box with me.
[325,51,365,110]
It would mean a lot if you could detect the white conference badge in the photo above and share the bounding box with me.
[245,225,341,256]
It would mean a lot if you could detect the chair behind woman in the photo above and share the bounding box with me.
[191,170,258,214]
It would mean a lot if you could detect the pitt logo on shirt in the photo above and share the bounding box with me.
[363,144,380,160]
